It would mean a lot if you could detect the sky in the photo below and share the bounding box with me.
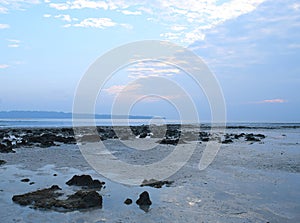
[0,0,299,122]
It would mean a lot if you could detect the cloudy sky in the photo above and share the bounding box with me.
[0,0,299,122]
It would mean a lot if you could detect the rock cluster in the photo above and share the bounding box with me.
[11,174,157,213]
[0,125,267,153]
[12,175,104,211]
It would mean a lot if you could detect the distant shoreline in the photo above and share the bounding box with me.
[0,111,160,120]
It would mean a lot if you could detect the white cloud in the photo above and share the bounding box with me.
[0,6,8,13]
[8,44,19,48]
[72,18,116,28]
[170,25,187,31]
[103,81,180,103]
[255,99,288,104]
[43,14,51,18]
[0,0,40,12]
[291,3,300,11]
[46,0,267,44]
[7,39,20,48]
[104,84,141,95]
[127,61,181,79]
[121,10,141,15]
[0,64,9,69]
[49,0,109,10]
[155,0,266,44]
[54,14,73,22]
[0,23,9,29]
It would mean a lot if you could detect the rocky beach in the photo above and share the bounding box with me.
[0,124,300,222]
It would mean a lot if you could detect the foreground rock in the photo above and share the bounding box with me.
[12,185,63,207]
[141,179,173,188]
[66,174,105,190]
[57,190,102,210]
[136,191,152,212]
[0,159,6,165]
[124,198,133,205]
[0,143,15,153]
[12,185,102,211]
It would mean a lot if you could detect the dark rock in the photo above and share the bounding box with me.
[0,143,15,153]
[12,185,62,206]
[21,178,30,182]
[139,132,148,138]
[124,198,133,205]
[234,133,245,139]
[66,175,105,189]
[79,135,100,142]
[136,191,152,212]
[0,160,6,165]
[22,132,75,148]
[199,131,210,138]
[141,179,173,188]
[245,134,261,142]
[12,185,102,211]
[222,139,233,144]
[159,138,179,145]
[201,137,210,142]
[53,174,57,176]
[29,182,35,185]
[255,134,266,139]
[136,191,152,206]
[57,190,102,210]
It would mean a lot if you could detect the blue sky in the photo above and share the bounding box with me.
[0,0,300,122]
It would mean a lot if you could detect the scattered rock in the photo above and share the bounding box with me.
[0,160,6,165]
[29,182,35,185]
[124,198,133,205]
[234,133,245,139]
[159,138,180,145]
[21,178,30,182]
[53,174,57,176]
[136,191,152,205]
[0,143,15,153]
[245,134,261,142]
[141,179,173,188]
[136,191,152,212]
[222,139,233,144]
[201,137,210,142]
[66,175,105,189]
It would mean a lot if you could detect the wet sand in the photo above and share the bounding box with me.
[0,126,300,222]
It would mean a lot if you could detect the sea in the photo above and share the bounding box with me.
[0,118,300,129]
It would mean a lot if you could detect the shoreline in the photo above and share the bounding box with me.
[0,125,300,222]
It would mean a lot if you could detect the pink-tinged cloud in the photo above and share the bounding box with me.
[258,99,287,104]
[0,64,9,69]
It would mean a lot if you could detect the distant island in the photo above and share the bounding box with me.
[0,111,159,120]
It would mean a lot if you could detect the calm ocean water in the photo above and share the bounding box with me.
[0,118,300,129]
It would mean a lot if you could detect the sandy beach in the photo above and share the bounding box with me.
[0,125,300,222]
